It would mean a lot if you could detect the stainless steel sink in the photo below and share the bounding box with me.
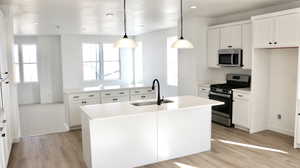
[131,99,174,106]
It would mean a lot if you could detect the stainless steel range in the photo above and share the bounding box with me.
[209,74,251,127]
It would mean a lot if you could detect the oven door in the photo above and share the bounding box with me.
[209,92,232,118]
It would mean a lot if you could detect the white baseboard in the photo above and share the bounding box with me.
[64,123,70,132]
[13,137,21,143]
[268,126,294,136]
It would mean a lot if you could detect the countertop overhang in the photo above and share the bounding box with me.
[81,96,223,120]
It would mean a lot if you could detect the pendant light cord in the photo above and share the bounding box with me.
[124,0,128,38]
[180,0,184,39]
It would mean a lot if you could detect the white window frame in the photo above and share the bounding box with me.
[167,36,178,86]
[82,43,121,81]
[14,43,39,83]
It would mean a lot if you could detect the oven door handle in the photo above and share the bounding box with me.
[209,92,231,98]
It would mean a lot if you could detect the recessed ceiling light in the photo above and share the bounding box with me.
[105,13,114,17]
[189,5,197,9]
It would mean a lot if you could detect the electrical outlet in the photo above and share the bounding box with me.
[277,114,282,120]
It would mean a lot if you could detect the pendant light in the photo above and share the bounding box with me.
[171,0,194,49]
[114,0,137,48]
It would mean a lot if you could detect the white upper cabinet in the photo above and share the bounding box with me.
[242,23,252,69]
[207,28,220,68]
[252,11,300,48]
[220,25,242,49]
[252,18,274,48]
[275,13,300,47]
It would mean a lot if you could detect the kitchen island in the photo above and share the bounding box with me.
[81,96,223,168]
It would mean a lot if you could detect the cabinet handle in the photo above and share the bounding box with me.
[298,113,300,116]
[228,45,232,48]
[88,95,94,97]
[112,98,118,101]
[1,133,5,137]
[73,96,79,99]
[5,81,9,84]
[141,96,146,98]
[119,92,125,95]
[2,120,6,124]
[135,91,140,93]
[274,42,277,45]
[82,101,87,104]
[105,93,111,96]
[238,94,243,97]
[268,42,272,45]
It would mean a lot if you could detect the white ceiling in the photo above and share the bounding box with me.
[1,0,298,35]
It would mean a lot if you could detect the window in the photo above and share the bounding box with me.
[103,43,120,80]
[134,42,143,83]
[13,44,38,83]
[167,37,178,86]
[82,43,120,81]
[82,43,101,81]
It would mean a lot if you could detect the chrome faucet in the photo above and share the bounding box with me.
[152,79,162,105]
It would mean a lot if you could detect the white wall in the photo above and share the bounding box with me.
[268,49,298,136]
[177,17,212,96]
[38,36,63,103]
[61,35,134,90]
[15,36,63,104]
[251,48,298,136]
[136,28,177,96]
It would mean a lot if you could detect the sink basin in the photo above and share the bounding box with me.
[131,99,174,106]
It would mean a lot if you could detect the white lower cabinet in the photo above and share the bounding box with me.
[69,98,100,128]
[0,126,9,168]
[198,86,210,99]
[232,90,251,129]
[66,87,155,129]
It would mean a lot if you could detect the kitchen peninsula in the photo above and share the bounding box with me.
[81,96,223,168]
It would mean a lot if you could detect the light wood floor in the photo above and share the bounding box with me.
[8,124,300,168]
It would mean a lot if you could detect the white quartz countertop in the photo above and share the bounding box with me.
[64,83,151,94]
[81,96,223,120]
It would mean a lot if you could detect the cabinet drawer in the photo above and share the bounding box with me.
[102,96,130,104]
[70,92,100,101]
[233,92,250,100]
[130,88,154,95]
[101,90,129,98]
[131,94,156,101]
[198,87,210,94]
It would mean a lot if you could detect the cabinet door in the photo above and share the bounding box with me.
[242,23,252,69]
[275,13,300,47]
[207,28,220,68]
[233,99,249,128]
[220,25,242,49]
[253,18,274,48]
[69,99,99,127]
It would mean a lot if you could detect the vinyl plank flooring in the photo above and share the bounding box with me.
[8,124,300,168]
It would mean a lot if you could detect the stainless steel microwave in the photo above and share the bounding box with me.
[218,49,243,67]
